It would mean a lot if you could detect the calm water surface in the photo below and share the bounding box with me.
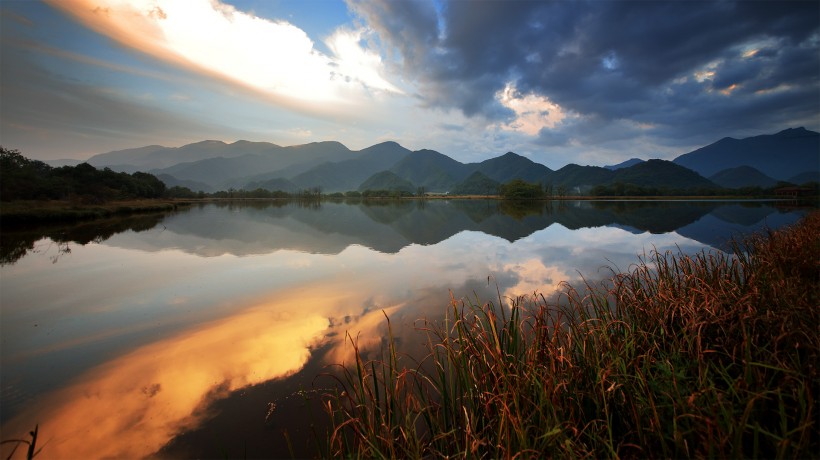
[0,199,810,458]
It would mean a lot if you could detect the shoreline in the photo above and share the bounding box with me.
[0,199,192,227]
[1,195,815,227]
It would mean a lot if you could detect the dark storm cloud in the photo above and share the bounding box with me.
[347,0,439,70]
[352,0,819,143]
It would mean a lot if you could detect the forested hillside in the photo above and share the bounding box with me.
[1,147,166,202]
[673,127,819,179]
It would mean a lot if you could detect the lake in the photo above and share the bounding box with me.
[0,199,811,459]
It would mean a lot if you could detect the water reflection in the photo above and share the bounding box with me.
[1,273,494,459]
[1,213,169,265]
[0,199,812,459]
[1,200,809,265]
[28,200,807,261]
[2,297,329,459]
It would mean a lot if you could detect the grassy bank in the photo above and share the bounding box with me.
[322,212,819,458]
[0,199,190,226]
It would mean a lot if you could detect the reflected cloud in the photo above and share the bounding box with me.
[2,267,462,459]
[497,258,573,300]
[323,303,404,366]
[2,301,329,459]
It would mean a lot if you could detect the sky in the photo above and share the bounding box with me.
[1,0,818,168]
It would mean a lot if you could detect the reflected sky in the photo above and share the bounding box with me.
[0,200,810,459]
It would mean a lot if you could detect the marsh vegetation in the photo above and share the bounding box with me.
[323,212,819,458]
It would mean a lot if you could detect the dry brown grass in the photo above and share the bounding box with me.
[322,211,819,458]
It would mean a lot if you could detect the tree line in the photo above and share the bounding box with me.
[499,178,818,199]
[589,181,819,197]
[1,147,166,202]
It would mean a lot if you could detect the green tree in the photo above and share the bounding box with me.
[166,186,198,198]
[2,147,173,202]
[1,147,56,200]
[499,179,543,200]
[544,182,554,198]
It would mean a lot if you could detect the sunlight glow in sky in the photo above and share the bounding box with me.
[1,0,818,167]
[48,0,401,105]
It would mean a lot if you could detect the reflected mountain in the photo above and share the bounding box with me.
[151,200,809,256]
[676,202,809,250]
[2,200,812,264]
[0,213,171,265]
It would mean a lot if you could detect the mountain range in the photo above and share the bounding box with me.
[63,128,819,193]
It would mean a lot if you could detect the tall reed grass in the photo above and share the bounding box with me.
[323,212,818,458]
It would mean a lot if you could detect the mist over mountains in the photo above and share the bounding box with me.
[71,128,819,194]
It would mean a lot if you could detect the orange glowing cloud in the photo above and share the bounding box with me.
[499,258,575,300]
[45,0,401,111]
[1,302,329,459]
[0,269,424,460]
[322,303,404,366]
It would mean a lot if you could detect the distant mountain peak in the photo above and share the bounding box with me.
[231,139,279,146]
[189,140,227,146]
[673,127,819,180]
[604,157,644,170]
[709,165,778,189]
[301,140,349,149]
[775,126,815,138]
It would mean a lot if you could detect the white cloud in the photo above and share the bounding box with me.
[325,27,403,94]
[495,82,570,136]
[47,0,401,108]
[693,60,721,83]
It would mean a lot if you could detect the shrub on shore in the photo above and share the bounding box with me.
[323,212,819,458]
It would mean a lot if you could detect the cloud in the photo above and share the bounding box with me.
[352,0,819,147]
[496,82,571,136]
[4,0,817,165]
[46,0,401,110]
[496,258,573,300]
[345,0,440,72]
[326,27,403,94]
